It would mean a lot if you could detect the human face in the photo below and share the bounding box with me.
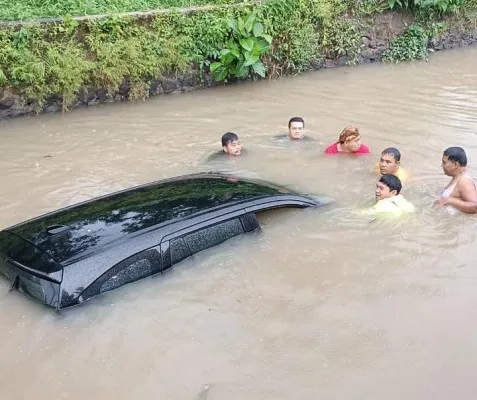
[288,121,304,140]
[379,153,399,175]
[345,135,361,152]
[223,140,242,156]
[375,181,396,201]
[441,155,458,176]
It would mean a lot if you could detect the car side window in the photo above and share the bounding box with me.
[170,237,191,265]
[184,218,244,255]
[80,247,162,300]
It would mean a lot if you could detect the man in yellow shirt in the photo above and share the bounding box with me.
[376,147,407,181]
[373,174,415,215]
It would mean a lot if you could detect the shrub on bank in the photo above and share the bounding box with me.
[0,0,475,113]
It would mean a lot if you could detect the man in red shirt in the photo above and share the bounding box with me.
[325,125,370,154]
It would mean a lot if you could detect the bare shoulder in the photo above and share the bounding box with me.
[459,175,476,189]
[457,175,477,200]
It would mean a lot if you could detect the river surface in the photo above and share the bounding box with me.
[1,46,477,400]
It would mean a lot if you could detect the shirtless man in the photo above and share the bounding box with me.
[435,147,477,214]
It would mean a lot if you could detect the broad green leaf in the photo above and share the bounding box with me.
[261,34,273,44]
[237,17,246,36]
[221,52,236,66]
[252,22,264,37]
[215,67,229,82]
[235,61,249,78]
[244,13,256,33]
[220,49,231,56]
[227,18,237,33]
[210,62,222,73]
[244,53,260,67]
[252,62,266,77]
[229,42,240,58]
[253,40,270,55]
[239,37,254,52]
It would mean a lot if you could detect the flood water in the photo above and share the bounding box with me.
[1,46,477,400]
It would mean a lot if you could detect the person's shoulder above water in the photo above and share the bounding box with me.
[207,150,228,162]
[356,144,370,154]
[274,134,314,142]
[324,125,370,155]
[373,194,415,214]
[207,148,248,162]
[324,142,339,154]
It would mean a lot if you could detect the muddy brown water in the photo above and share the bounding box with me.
[1,47,477,400]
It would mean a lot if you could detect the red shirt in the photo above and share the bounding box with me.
[324,142,370,154]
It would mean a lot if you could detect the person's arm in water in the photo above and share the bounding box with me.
[438,178,477,214]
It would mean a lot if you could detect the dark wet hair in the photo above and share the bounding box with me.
[288,117,305,128]
[221,132,239,147]
[443,146,467,167]
[379,174,402,195]
[381,147,401,162]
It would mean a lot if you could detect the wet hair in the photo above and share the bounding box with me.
[221,132,239,147]
[381,147,401,162]
[288,117,305,128]
[379,174,402,195]
[443,146,467,167]
[338,125,360,143]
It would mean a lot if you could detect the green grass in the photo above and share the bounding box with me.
[0,0,238,22]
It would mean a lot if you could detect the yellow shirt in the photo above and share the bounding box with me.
[372,195,416,215]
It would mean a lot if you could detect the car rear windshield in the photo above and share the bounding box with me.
[0,231,62,275]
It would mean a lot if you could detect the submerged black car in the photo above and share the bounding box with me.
[0,173,323,310]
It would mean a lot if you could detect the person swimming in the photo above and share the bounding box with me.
[372,174,415,215]
[435,146,477,214]
[287,117,305,140]
[207,132,243,161]
[376,147,407,181]
[324,125,370,154]
[274,117,313,142]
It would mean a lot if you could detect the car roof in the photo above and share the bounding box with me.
[3,173,315,266]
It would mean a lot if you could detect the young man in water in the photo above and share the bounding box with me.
[288,117,306,140]
[373,174,415,215]
[221,132,242,156]
[435,146,477,214]
[274,117,310,142]
[325,125,370,154]
[377,147,406,180]
[207,132,242,161]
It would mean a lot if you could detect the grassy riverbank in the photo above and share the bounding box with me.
[0,0,237,21]
[0,0,476,117]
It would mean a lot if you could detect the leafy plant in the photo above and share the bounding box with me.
[210,12,272,81]
[387,0,465,13]
[382,24,430,62]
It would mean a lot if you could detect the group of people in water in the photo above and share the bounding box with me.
[211,117,477,216]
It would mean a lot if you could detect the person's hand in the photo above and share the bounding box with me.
[434,197,449,208]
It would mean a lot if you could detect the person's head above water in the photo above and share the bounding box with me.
[442,146,467,176]
[375,174,402,201]
[338,125,363,152]
[288,117,305,140]
[221,132,242,156]
[379,147,401,176]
